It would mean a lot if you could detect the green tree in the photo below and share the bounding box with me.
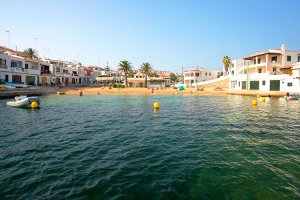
[24,48,39,59]
[140,62,153,88]
[119,60,132,87]
[222,56,231,75]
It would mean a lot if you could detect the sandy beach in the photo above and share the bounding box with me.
[61,87,229,96]
[55,86,299,97]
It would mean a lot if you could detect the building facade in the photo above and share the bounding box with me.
[0,46,40,85]
[183,68,220,86]
[228,44,300,92]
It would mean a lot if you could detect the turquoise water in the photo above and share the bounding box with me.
[0,95,299,199]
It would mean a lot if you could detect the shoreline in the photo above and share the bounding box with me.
[1,86,298,98]
[63,87,228,96]
[62,87,294,97]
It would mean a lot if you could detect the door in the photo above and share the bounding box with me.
[12,75,22,83]
[26,76,35,85]
[55,78,60,84]
[242,81,247,89]
[250,81,259,90]
[5,75,9,82]
[270,80,280,91]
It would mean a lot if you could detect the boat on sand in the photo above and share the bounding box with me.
[285,94,299,101]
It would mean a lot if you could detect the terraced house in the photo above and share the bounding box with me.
[0,46,40,85]
[0,45,95,86]
[227,44,300,92]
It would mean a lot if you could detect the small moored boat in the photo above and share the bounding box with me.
[7,96,41,108]
[57,91,65,95]
[286,94,299,101]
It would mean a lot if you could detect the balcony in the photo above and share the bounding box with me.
[41,70,51,75]
[10,67,26,73]
[27,69,40,75]
[0,64,8,70]
[241,62,281,69]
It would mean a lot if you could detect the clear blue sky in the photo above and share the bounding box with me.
[1,0,299,72]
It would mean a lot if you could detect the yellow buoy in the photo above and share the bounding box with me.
[261,97,266,102]
[252,100,257,105]
[31,101,39,108]
[153,102,160,109]
[257,95,260,98]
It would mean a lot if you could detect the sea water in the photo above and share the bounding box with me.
[0,95,299,199]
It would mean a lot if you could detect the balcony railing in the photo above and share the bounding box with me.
[41,70,51,75]
[10,67,26,73]
[242,62,281,69]
[0,64,8,69]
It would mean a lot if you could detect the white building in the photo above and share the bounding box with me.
[46,59,65,85]
[183,68,221,86]
[95,68,123,85]
[0,46,40,85]
[228,44,300,92]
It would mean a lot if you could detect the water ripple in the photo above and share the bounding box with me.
[0,95,299,199]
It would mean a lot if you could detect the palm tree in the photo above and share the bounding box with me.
[24,48,39,59]
[222,56,231,75]
[140,62,153,88]
[119,60,132,87]
[170,73,178,82]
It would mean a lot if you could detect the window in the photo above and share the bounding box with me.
[239,81,240,87]
[209,73,211,76]
[231,71,234,75]
[287,55,292,62]
[271,56,277,63]
[25,64,29,69]
[258,68,262,73]
[11,62,17,67]
[195,73,199,77]
[258,58,261,64]
[287,82,292,87]
[205,73,207,76]
[272,67,276,73]
[0,59,6,65]
[253,59,256,64]
[262,80,266,85]
[298,56,300,62]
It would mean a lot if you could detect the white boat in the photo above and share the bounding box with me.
[7,96,41,108]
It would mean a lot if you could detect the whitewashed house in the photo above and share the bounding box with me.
[183,68,220,86]
[227,44,300,92]
[0,46,40,85]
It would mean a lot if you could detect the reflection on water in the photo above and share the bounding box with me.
[0,95,299,199]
